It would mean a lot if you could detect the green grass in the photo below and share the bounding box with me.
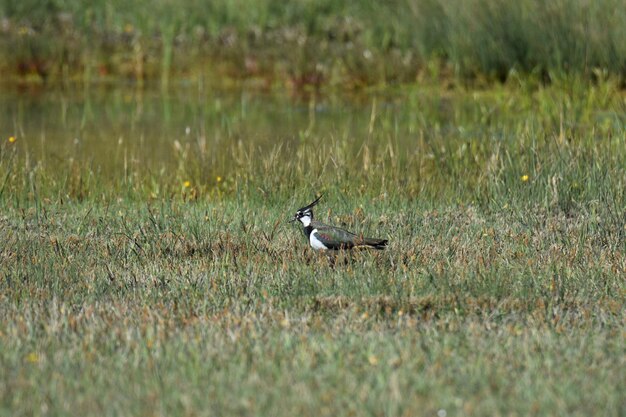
[0,200,624,416]
[1,0,626,86]
[0,82,625,416]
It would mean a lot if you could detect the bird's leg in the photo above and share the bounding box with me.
[325,252,337,269]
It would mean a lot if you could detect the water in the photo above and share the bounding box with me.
[5,83,616,189]
[3,85,420,172]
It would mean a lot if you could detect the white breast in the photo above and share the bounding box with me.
[309,229,328,250]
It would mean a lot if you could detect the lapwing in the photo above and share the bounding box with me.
[291,195,388,250]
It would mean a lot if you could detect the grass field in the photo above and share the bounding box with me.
[0,80,625,415]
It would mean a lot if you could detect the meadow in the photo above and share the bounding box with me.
[1,1,626,415]
[0,78,624,416]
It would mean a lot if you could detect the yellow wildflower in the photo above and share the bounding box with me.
[521,175,529,182]
[183,181,191,188]
[25,352,39,364]
[216,176,222,183]
[8,136,16,143]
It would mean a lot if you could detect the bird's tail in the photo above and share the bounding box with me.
[359,238,388,250]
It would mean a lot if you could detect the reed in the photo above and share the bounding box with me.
[2,0,625,85]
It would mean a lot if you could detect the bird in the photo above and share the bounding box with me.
[290,195,388,250]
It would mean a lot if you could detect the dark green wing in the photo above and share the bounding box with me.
[312,222,359,249]
[311,220,388,250]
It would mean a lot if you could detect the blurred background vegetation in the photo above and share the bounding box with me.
[1,0,625,88]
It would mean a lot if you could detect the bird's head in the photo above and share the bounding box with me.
[291,194,322,226]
